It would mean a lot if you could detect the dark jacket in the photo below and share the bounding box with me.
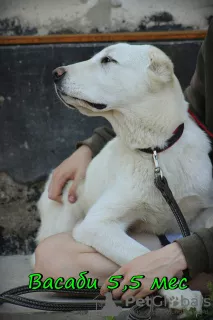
[77,20,213,279]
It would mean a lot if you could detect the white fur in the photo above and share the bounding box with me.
[36,44,213,312]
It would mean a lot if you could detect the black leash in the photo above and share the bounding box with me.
[0,285,168,317]
[152,150,191,279]
[127,150,192,320]
[0,286,110,312]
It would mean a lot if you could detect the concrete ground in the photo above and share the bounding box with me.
[0,255,177,319]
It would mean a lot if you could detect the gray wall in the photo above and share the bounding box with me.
[0,0,213,36]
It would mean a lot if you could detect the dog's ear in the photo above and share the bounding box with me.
[148,49,174,84]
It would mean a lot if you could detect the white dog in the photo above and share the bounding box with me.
[36,44,213,312]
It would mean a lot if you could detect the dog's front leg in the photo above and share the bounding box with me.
[74,218,150,266]
[72,189,203,313]
[73,189,150,266]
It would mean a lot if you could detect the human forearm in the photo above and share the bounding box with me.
[176,227,213,278]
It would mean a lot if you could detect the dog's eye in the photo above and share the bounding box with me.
[101,56,117,64]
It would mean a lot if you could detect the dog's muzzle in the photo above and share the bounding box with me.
[52,66,108,110]
[55,87,107,110]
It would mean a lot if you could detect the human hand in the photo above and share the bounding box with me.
[100,242,187,300]
[48,145,92,203]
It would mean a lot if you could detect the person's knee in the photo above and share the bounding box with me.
[34,233,77,278]
[33,232,117,283]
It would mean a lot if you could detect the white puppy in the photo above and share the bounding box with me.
[36,44,213,312]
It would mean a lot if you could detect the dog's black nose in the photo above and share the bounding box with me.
[52,67,66,83]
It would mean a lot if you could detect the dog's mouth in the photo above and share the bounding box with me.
[56,88,107,110]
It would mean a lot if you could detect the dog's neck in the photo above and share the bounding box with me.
[104,98,188,151]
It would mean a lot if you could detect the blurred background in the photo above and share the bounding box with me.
[0,0,212,256]
[0,0,212,35]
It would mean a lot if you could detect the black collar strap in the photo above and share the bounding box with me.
[138,123,184,154]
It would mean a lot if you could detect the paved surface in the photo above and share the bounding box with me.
[0,255,178,319]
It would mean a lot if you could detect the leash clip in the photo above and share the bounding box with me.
[153,150,163,179]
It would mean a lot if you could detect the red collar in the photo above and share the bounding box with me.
[138,108,213,155]
[139,123,184,154]
[188,109,213,139]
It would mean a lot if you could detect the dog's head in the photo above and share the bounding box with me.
[53,44,186,147]
[53,44,176,114]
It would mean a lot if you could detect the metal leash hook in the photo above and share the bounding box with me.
[152,150,163,179]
